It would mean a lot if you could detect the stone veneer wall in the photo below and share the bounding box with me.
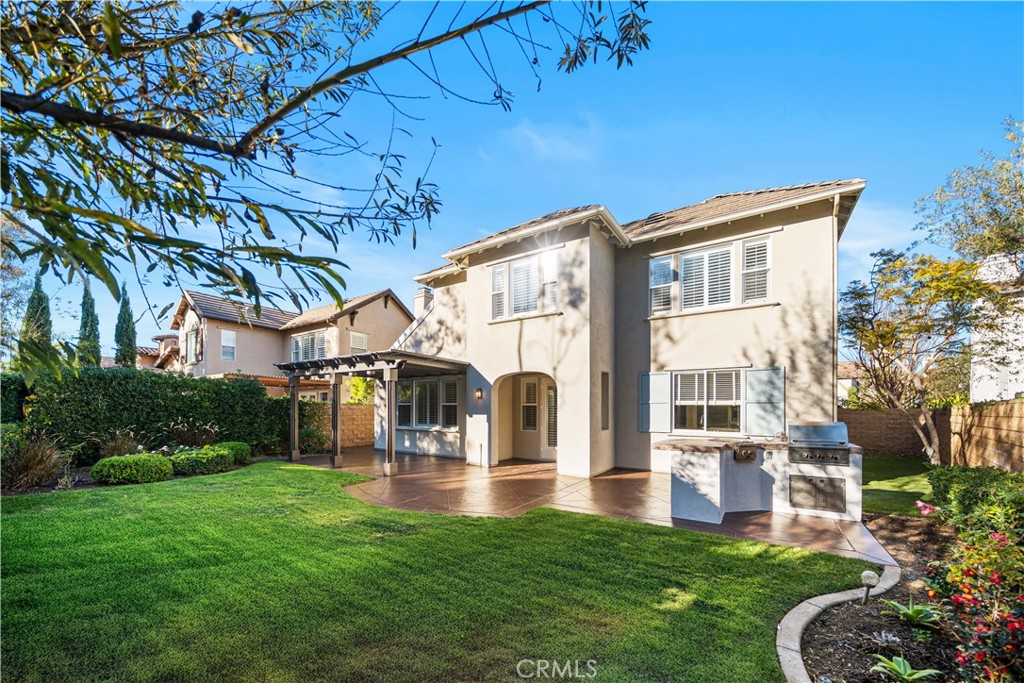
[307,402,375,447]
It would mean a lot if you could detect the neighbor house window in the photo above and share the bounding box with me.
[441,379,458,429]
[291,331,327,362]
[742,239,770,303]
[521,379,538,431]
[221,330,236,362]
[491,251,559,320]
[185,330,198,364]
[397,382,413,426]
[350,331,368,354]
[673,369,741,432]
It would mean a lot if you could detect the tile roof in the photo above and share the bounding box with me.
[137,346,159,356]
[184,291,297,329]
[623,179,865,238]
[443,205,604,258]
[278,289,411,330]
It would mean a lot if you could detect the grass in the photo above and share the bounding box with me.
[1,461,873,683]
[862,454,933,516]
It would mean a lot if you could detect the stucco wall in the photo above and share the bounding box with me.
[614,202,839,471]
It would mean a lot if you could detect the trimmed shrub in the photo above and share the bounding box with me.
[25,368,285,462]
[168,448,233,476]
[212,441,252,465]
[927,466,1024,533]
[91,453,173,485]
[1,373,27,423]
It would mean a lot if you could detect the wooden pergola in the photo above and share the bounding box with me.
[275,350,468,475]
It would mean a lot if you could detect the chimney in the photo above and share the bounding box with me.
[413,287,434,317]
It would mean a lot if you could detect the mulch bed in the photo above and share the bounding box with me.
[803,514,962,682]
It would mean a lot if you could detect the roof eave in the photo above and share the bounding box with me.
[629,181,868,244]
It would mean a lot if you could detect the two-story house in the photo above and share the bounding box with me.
[365,180,865,477]
[171,288,413,399]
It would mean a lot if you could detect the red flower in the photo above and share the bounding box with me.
[956,654,967,665]
[915,500,937,516]
[974,651,986,661]
[992,571,1002,585]
[990,532,1009,544]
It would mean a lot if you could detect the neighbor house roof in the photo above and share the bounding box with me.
[837,361,867,380]
[278,289,412,330]
[172,289,411,332]
[137,346,158,357]
[623,179,866,240]
[172,291,297,330]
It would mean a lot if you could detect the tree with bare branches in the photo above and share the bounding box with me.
[1,0,651,371]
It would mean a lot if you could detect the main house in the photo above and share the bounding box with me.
[356,180,865,477]
[171,289,413,399]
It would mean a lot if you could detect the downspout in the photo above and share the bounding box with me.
[832,195,841,422]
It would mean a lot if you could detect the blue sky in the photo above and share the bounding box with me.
[36,1,1023,353]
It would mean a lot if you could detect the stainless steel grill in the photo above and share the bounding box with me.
[788,421,852,466]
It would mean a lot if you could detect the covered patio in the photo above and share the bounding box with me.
[294,446,896,565]
[276,350,467,476]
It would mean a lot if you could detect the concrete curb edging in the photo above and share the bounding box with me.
[776,565,902,683]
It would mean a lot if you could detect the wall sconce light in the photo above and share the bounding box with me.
[474,388,484,401]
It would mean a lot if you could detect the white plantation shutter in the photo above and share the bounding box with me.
[742,240,770,303]
[316,332,327,359]
[511,258,538,315]
[491,264,505,319]
[541,251,558,311]
[707,249,732,306]
[350,331,368,354]
[291,337,300,362]
[709,370,740,405]
[441,379,458,428]
[649,256,674,313]
[546,384,557,447]
[681,253,705,309]
[674,372,703,404]
[301,334,315,360]
[415,380,438,426]
[521,379,538,430]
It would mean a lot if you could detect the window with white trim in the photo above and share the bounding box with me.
[649,256,673,313]
[221,330,236,362]
[397,382,413,426]
[397,378,458,429]
[521,379,538,431]
[680,247,731,310]
[742,239,770,303]
[673,369,741,432]
[350,331,368,354]
[441,379,458,429]
[185,330,198,364]
[292,331,327,362]
[491,251,559,320]
[415,381,438,427]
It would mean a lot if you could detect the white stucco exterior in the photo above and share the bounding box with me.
[970,254,1024,403]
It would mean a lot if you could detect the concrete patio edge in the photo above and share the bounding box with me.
[776,564,902,683]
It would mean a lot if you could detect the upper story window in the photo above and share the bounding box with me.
[648,238,771,316]
[221,330,236,362]
[291,331,326,362]
[350,331,368,355]
[491,251,558,320]
[741,239,770,303]
[185,330,198,364]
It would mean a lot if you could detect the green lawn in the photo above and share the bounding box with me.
[2,462,872,683]
[862,454,933,516]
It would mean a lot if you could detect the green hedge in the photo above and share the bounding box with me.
[927,466,1024,534]
[91,453,173,485]
[209,441,252,465]
[1,422,26,478]
[25,368,288,462]
[1,373,27,423]
[168,448,234,476]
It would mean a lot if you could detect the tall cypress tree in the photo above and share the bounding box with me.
[20,272,52,347]
[77,284,101,366]
[114,284,137,367]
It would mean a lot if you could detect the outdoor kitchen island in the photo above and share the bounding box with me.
[660,423,864,525]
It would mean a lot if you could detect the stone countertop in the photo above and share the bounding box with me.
[652,438,790,452]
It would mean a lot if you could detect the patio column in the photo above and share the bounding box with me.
[382,366,398,476]
[288,375,301,462]
[330,373,342,468]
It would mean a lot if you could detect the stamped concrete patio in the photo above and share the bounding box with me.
[296,447,895,565]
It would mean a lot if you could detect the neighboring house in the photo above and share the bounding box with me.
[836,361,866,401]
[970,254,1024,402]
[171,289,413,399]
[99,334,181,371]
[371,179,865,477]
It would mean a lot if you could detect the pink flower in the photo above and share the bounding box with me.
[990,532,1009,544]
[915,500,937,516]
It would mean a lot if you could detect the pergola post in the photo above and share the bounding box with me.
[288,375,301,462]
[330,373,342,468]
[382,366,398,476]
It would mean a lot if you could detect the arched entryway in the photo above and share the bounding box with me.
[491,372,558,463]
